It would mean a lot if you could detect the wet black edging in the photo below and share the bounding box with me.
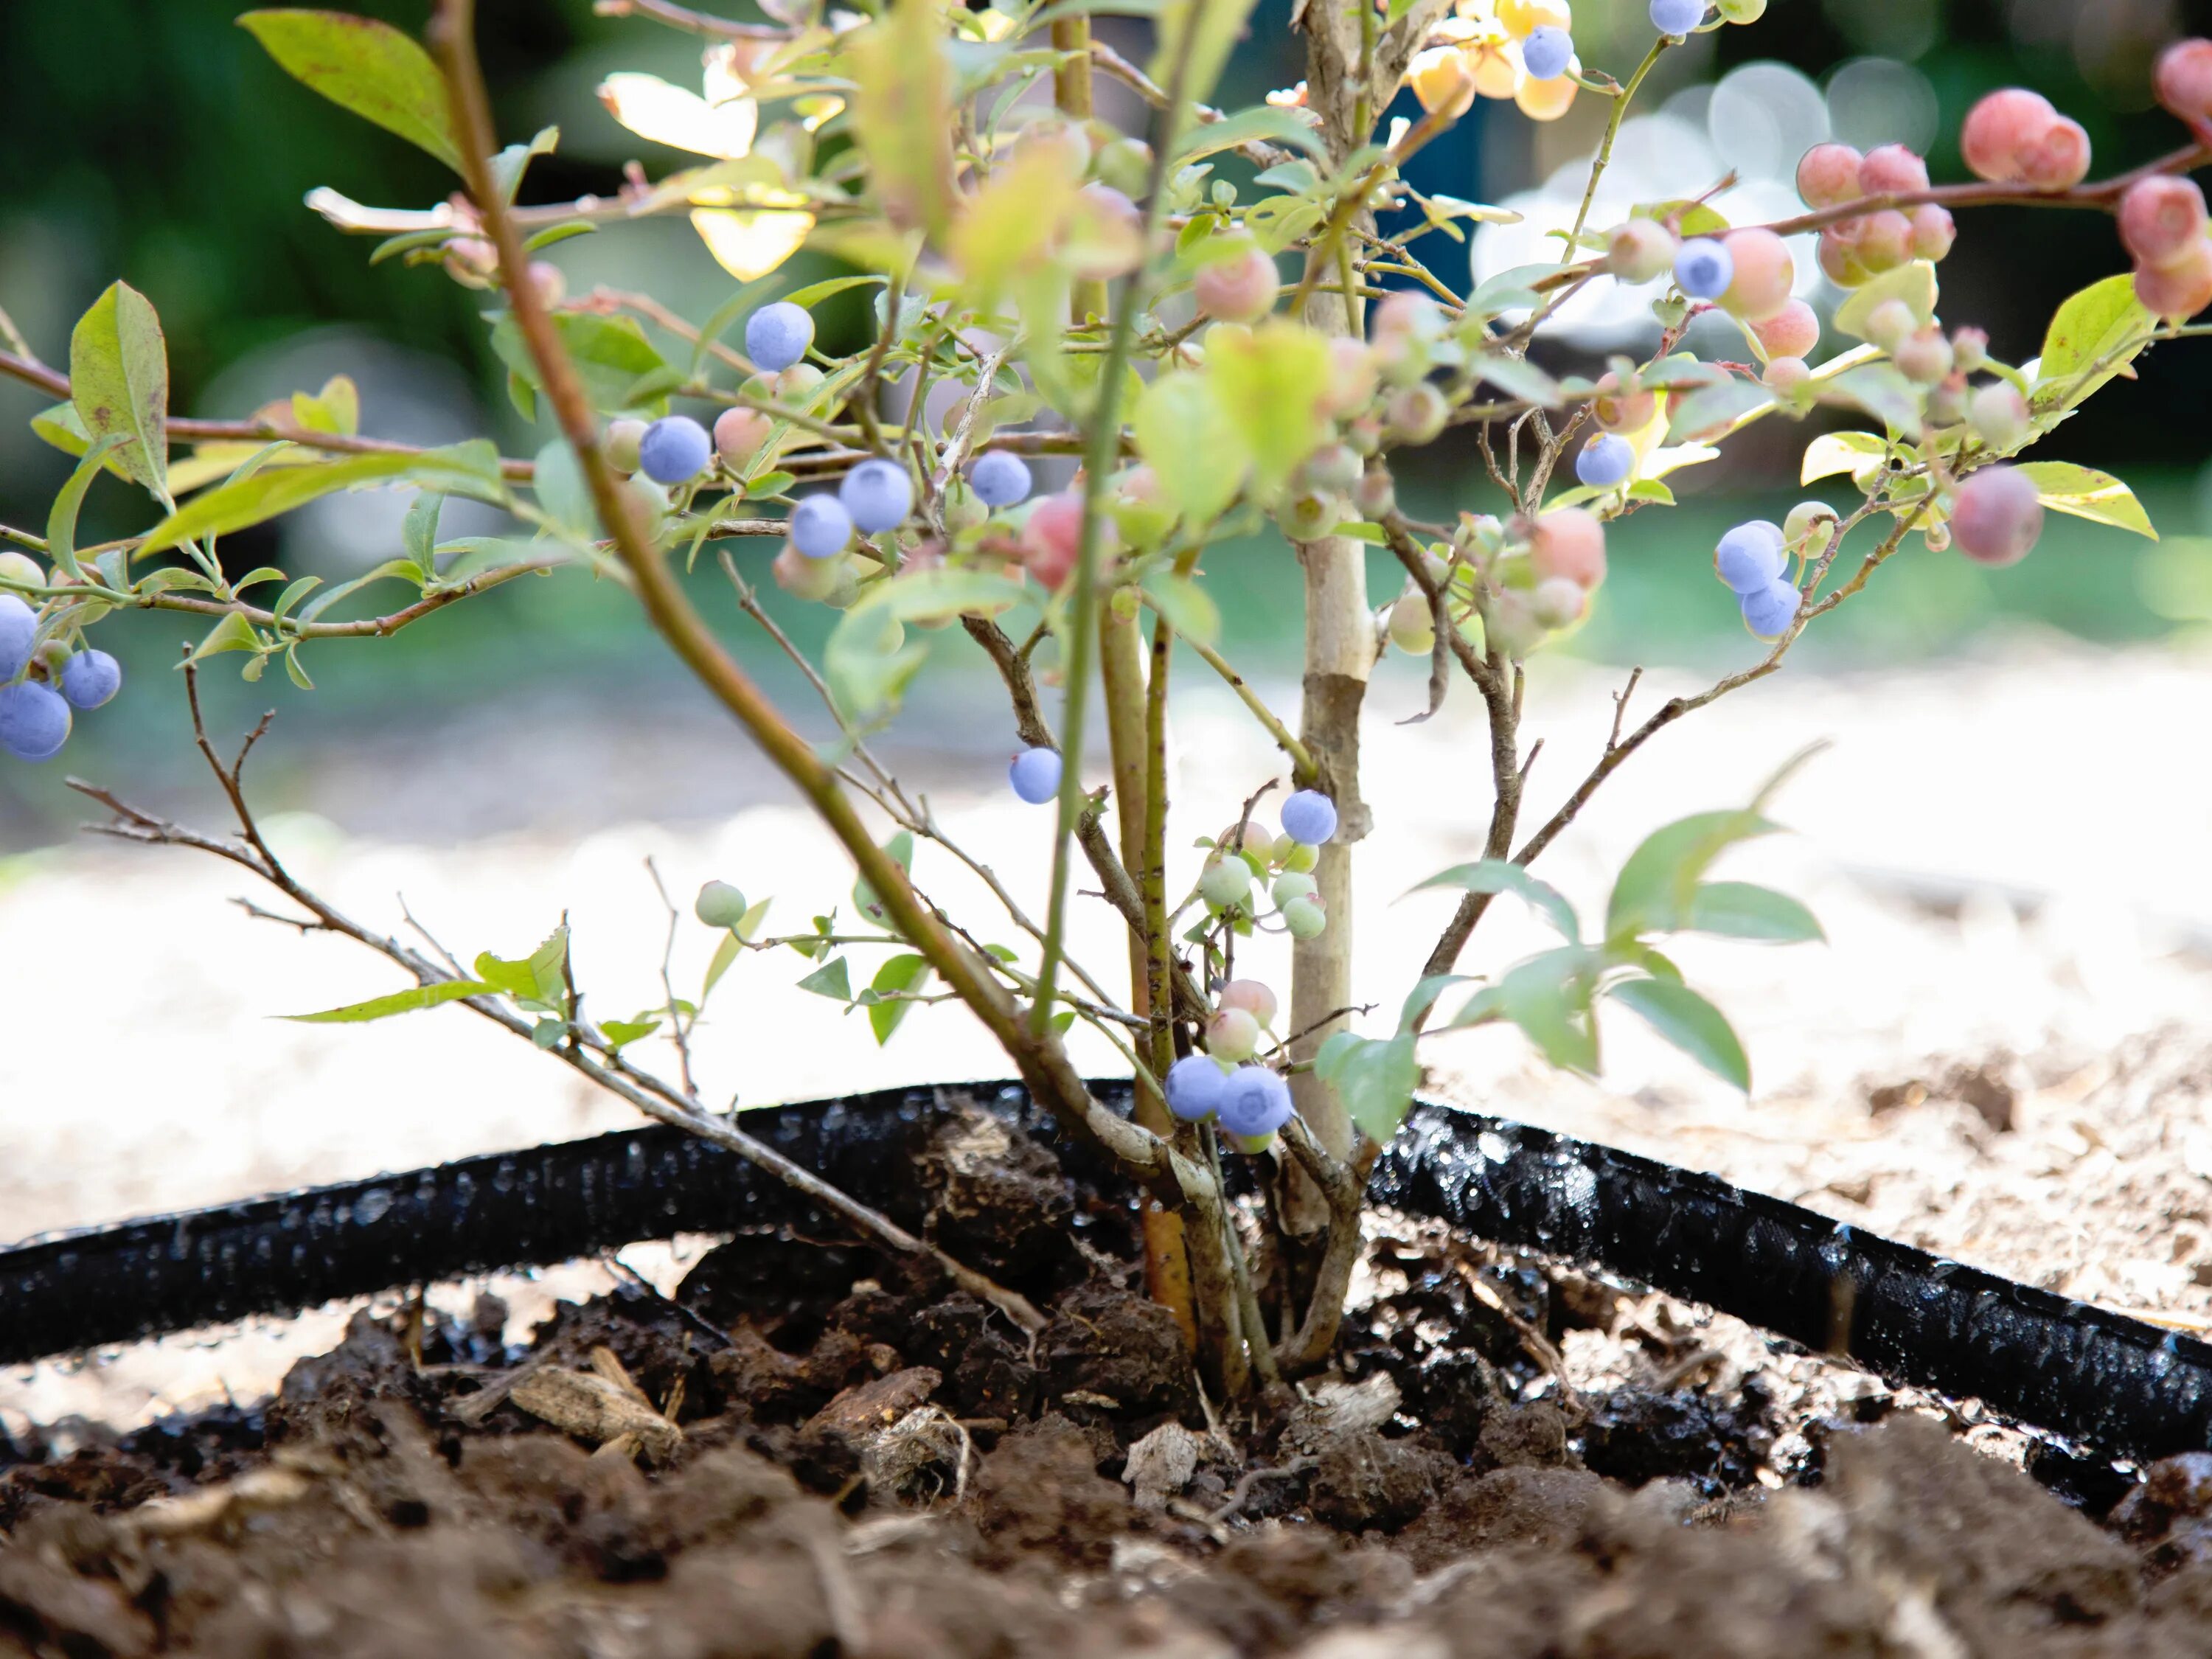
[4,1083,2209,1462]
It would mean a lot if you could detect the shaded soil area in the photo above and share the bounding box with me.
[7,1102,2212,1657]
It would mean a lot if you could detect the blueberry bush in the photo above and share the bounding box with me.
[3,0,2198,1391]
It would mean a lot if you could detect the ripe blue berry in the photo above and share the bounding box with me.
[789,495,855,560]
[0,595,35,681]
[1165,1054,1228,1121]
[1674,237,1734,300]
[1280,789,1338,846]
[970,451,1032,509]
[1714,521,1786,594]
[1009,746,1062,804]
[840,458,914,535]
[1740,577,1801,638]
[1521,25,1573,80]
[745,301,815,373]
[59,649,122,711]
[1575,433,1635,489]
[1217,1065,1293,1138]
[1649,0,1704,34]
[637,416,712,485]
[0,681,71,762]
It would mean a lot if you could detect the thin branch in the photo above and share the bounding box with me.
[1146,597,1316,779]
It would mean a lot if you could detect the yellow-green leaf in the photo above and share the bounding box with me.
[2011,461,2158,540]
[1132,371,1246,521]
[70,282,169,493]
[1832,260,1938,343]
[140,443,504,554]
[1800,430,1888,487]
[846,0,956,240]
[1204,320,1330,498]
[45,436,126,582]
[239,10,462,171]
[283,979,494,1023]
[2034,274,2155,411]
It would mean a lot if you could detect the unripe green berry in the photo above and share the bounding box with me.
[1271,870,1319,907]
[1092,136,1152,198]
[1387,383,1448,445]
[1206,1006,1262,1061]
[1783,501,1838,557]
[1344,416,1384,457]
[1865,299,1918,355]
[695,880,749,929]
[1353,469,1397,520]
[1281,490,1344,541]
[1388,593,1436,655]
[1200,855,1253,910]
[776,364,825,402]
[942,481,989,533]
[1279,838,1318,874]
[1302,442,1363,495]
[1968,381,2031,450]
[1895,326,1955,385]
[1281,896,1328,939]
[1717,0,1764,18]
[606,419,648,473]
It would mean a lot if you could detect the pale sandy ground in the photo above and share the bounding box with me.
[6,630,2212,1430]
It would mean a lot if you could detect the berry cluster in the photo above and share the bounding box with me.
[1189,791,1338,940]
[1793,143,1955,290]
[1408,0,1580,128]
[1382,505,1610,665]
[1959,90,2090,193]
[1164,976,1295,1146]
[2121,170,2212,321]
[0,566,124,765]
[1711,519,1800,640]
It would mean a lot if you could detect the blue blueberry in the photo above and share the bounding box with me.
[637,416,712,485]
[1714,521,1786,594]
[840,458,914,535]
[0,595,36,682]
[1576,433,1635,489]
[0,681,71,762]
[1280,788,1338,847]
[970,451,1033,509]
[1521,25,1573,80]
[1740,576,1801,638]
[1165,1054,1228,1122]
[1216,1065,1293,1138]
[789,495,855,560]
[745,301,815,373]
[1674,237,1734,300]
[59,649,122,711]
[1009,746,1062,804]
[1649,0,1705,34]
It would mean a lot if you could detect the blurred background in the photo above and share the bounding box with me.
[8,0,2212,1422]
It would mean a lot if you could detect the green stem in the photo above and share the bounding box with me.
[1562,38,1666,264]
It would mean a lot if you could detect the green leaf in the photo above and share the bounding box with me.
[401,490,443,573]
[490,312,670,416]
[1173,106,1325,163]
[44,436,126,581]
[1820,364,1922,439]
[296,557,422,623]
[238,10,462,171]
[1683,881,1823,943]
[2011,462,2158,540]
[283,978,493,1023]
[824,571,1024,723]
[1410,859,1579,941]
[139,443,504,555]
[1398,973,1473,1033]
[1133,371,1248,521]
[1832,260,1938,343]
[1451,948,1599,1074]
[70,282,169,493]
[701,929,745,1001]
[1800,430,1888,487]
[1139,570,1220,646]
[1206,320,1330,498]
[600,1017,661,1049]
[1313,1031,1421,1144]
[1665,379,1771,444]
[847,0,958,241]
[1466,263,1554,319]
[492,125,560,204]
[473,925,570,1010]
[1470,353,1562,408]
[532,437,597,537]
[1606,810,1778,940]
[187,611,262,663]
[798,958,853,1001]
[1608,976,1749,1091]
[2033,274,2155,411]
[866,953,931,1044]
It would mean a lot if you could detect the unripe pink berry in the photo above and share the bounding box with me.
[1717,228,1795,322]
[1961,88,2059,184]
[1950,465,2045,567]
[1194,240,1281,322]
[1593,371,1655,433]
[1606,218,1678,283]
[1857,144,1930,197]
[527,261,566,308]
[1752,299,1819,361]
[1854,209,1914,272]
[773,543,844,600]
[2155,38,2212,122]
[1021,494,1085,590]
[1484,589,1547,660]
[1817,225,1867,287]
[1967,381,2030,450]
[2119,176,2209,271]
[2134,236,2212,320]
[1763,355,1810,391]
[1387,383,1449,445]
[1894,325,1954,385]
[1865,297,1919,354]
[1909,204,1957,261]
[443,234,498,286]
[1528,507,1607,590]
[1529,575,1587,628]
[1924,374,1969,427]
[713,406,773,468]
[1217,978,1279,1024]
[1320,337,1379,417]
[1795,143,1864,209]
[1950,327,1989,373]
[1207,1006,1262,1061]
[1373,288,1443,341]
[2017,117,2090,190]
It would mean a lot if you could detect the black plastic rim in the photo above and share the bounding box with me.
[3,1083,2207,1461]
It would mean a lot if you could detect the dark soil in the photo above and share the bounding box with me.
[6,1099,2211,1658]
